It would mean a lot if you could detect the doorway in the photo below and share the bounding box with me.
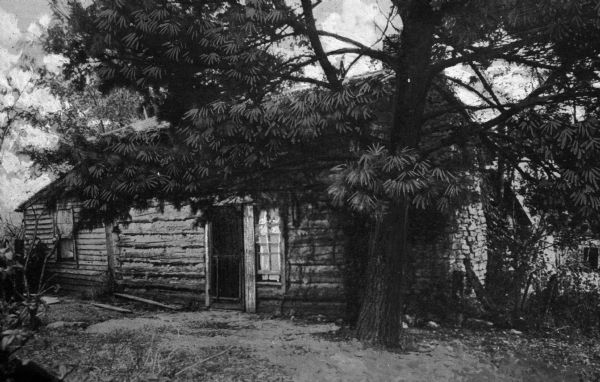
[210,206,244,306]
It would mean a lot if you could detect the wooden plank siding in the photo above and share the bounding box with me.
[22,202,109,296]
[115,204,206,305]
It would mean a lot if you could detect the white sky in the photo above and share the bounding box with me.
[0,3,57,218]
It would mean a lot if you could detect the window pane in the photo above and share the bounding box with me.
[56,207,74,237]
[590,248,599,269]
[59,238,75,260]
[256,208,281,282]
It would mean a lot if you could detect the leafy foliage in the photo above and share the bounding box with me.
[37,0,600,225]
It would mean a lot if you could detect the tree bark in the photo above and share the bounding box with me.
[356,204,408,346]
[355,1,438,346]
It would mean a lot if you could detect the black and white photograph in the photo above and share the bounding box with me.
[1,0,600,380]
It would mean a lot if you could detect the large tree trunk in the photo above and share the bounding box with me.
[356,204,408,346]
[355,1,438,346]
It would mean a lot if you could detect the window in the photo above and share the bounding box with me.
[256,209,281,282]
[55,204,76,262]
[583,247,599,270]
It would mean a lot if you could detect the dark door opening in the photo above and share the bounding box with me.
[210,206,244,304]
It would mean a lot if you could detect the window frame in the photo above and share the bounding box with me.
[256,208,282,283]
[54,203,78,264]
[583,247,599,271]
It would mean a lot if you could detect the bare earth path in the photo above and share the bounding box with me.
[17,298,596,381]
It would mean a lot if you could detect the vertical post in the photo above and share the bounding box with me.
[204,222,212,308]
[243,205,256,313]
[279,210,286,295]
[72,207,79,268]
[104,222,116,291]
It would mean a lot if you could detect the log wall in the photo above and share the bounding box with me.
[115,204,206,305]
[255,203,347,316]
[256,199,488,318]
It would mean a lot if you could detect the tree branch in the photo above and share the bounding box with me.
[300,0,341,88]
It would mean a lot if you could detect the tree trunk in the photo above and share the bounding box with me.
[355,1,438,346]
[356,204,408,346]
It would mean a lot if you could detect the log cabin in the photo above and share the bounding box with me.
[15,74,490,317]
[16,186,488,317]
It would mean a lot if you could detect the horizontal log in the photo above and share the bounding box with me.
[50,275,104,285]
[288,235,344,246]
[77,251,108,259]
[76,250,108,257]
[120,220,203,234]
[24,223,54,229]
[118,288,204,305]
[47,263,106,271]
[120,262,204,270]
[24,212,52,219]
[120,253,204,261]
[118,278,204,292]
[72,264,107,270]
[24,229,54,236]
[285,283,345,301]
[52,281,105,290]
[49,275,107,285]
[123,249,202,258]
[76,231,106,240]
[23,220,53,227]
[119,257,204,269]
[119,243,203,250]
[288,246,345,264]
[118,247,204,258]
[288,265,343,280]
[45,267,106,277]
[127,205,195,219]
[76,254,108,261]
[25,234,55,241]
[119,270,204,279]
[50,274,107,283]
[257,285,284,299]
[119,233,203,243]
[76,238,109,246]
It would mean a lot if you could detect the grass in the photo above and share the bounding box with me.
[19,328,289,381]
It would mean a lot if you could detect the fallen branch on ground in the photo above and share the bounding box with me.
[113,293,180,310]
[90,302,133,313]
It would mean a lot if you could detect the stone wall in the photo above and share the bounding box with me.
[409,199,488,302]
[451,203,488,280]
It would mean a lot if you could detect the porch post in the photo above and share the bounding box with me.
[243,205,256,313]
[204,222,212,308]
[104,222,116,291]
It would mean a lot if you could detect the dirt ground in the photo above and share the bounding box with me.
[15,297,600,381]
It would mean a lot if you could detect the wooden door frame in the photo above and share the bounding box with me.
[204,204,256,313]
[243,204,256,313]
